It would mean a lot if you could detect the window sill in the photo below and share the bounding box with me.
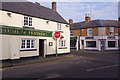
[59,47,67,49]
[20,49,37,51]
[57,30,63,33]
[23,26,34,29]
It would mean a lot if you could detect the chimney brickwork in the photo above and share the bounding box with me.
[52,2,56,11]
[69,19,73,24]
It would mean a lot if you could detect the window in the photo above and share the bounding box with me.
[21,40,25,48]
[57,23,61,31]
[110,27,114,35]
[49,42,53,46]
[59,40,66,48]
[88,28,92,36]
[21,39,35,50]
[24,16,32,27]
[86,41,96,47]
[70,31,73,36]
[108,41,116,47]
[31,40,35,48]
[29,17,32,26]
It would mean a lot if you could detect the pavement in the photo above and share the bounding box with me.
[1,50,120,79]
[2,53,78,68]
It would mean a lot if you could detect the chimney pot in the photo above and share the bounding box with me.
[69,19,73,24]
[85,14,90,23]
[52,2,56,11]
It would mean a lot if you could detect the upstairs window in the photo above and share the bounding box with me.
[110,27,114,35]
[88,28,92,36]
[57,23,62,31]
[24,16,32,27]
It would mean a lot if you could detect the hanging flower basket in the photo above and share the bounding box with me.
[60,35,64,39]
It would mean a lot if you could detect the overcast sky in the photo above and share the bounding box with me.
[28,0,118,23]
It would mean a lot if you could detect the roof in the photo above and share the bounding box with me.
[70,20,119,30]
[1,2,67,24]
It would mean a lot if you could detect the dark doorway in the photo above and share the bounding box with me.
[101,40,105,51]
[81,40,84,49]
[39,39,44,56]
[70,40,77,49]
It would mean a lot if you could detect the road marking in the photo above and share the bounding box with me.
[46,73,61,78]
[86,64,118,72]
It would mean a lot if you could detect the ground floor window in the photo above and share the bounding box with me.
[86,41,96,47]
[59,40,66,48]
[21,39,35,50]
[108,41,116,47]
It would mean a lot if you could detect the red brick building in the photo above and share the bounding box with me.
[70,14,120,51]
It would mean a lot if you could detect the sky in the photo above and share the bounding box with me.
[28,0,118,23]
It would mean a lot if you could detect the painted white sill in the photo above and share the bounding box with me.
[20,48,37,51]
[59,47,67,49]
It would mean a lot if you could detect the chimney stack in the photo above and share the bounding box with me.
[85,14,90,23]
[52,1,56,11]
[35,2,40,5]
[69,19,73,24]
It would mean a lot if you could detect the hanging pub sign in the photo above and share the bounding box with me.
[0,25,52,37]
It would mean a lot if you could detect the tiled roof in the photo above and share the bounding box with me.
[1,2,67,24]
[70,20,119,30]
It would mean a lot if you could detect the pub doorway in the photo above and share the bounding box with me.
[39,39,44,56]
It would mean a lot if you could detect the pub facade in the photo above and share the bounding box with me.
[0,2,70,60]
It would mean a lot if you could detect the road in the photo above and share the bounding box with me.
[2,51,119,79]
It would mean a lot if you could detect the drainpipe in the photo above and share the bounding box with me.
[78,36,80,51]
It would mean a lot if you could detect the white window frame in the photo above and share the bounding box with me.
[110,27,114,36]
[88,28,92,36]
[21,39,36,50]
[57,23,62,31]
[59,40,66,48]
[108,41,116,47]
[24,16,32,27]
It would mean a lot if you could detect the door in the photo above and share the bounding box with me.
[39,39,44,56]
[101,40,105,51]
[81,40,84,49]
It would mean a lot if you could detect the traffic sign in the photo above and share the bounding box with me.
[54,32,60,38]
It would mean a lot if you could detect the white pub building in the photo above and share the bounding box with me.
[0,1,70,61]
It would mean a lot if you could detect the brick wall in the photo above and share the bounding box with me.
[72,27,119,37]
[72,30,80,36]
[93,28,98,36]
[106,27,110,35]
[81,29,87,36]
[114,28,118,36]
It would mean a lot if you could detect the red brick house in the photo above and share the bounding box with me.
[70,14,120,51]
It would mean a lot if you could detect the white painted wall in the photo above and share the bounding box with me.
[98,27,106,36]
[0,10,70,60]
[80,36,119,51]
